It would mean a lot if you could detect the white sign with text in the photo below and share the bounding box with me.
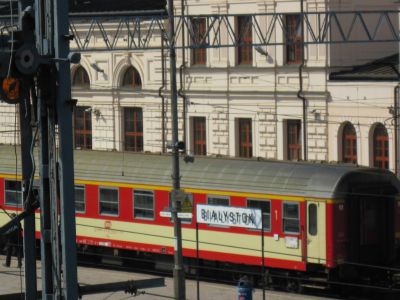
[196,204,262,229]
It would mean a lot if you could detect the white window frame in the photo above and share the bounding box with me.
[4,179,22,207]
[282,202,300,234]
[207,195,230,206]
[74,185,86,213]
[247,199,271,232]
[99,187,119,216]
[133,189,155,220]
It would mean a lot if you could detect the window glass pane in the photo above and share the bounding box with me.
[122,67,142,88]
[286,14,303,64]
[283,219,300,234]
[191,18,207,65]
[283,202,300,234]
[207,196,229,206]
[237,16,252,65]
[75,185,85,213]
[308,203,317,236]
[247,199,271,231]
[192,117,207,155]
[74,106,92,150]
[73,66,90,87]
[5,180,22,207]
[238,118,252,158]
[124,107,144,152]
[287,120,301,160]
[206,196,230,227]
[134,190,154,219]
[284,203,299,218]
[99,188,119,216]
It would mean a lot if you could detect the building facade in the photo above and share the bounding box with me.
[0,0,398,173]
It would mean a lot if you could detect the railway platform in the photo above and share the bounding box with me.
[0,255,332,300]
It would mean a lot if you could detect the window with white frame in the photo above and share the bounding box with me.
[99,187,119,216]
[282,202,300,234]
[134,190,154,220]
[4,180,22,207]
[74,185,85,213]
[247,199,271,231]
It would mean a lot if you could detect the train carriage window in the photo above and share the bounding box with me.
[283,202,300,234]
[75,185,85,213]
[207,196,229,206]
[134,190,154,220]
[247,199,271,231]
[99,187,119,216]
[308,203,317,236]
[4,180,22,207]
[207,195,230,227]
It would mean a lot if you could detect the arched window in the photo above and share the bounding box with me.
[342,123,357,164]
[72,66,90,87]
[373,124,389,169]
[122,66,142,89]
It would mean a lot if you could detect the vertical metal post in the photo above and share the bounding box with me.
[34,0,60,297]
[261,218,265,300]
[18,1,37,299]
[196,221,200,300]
[37,85,55,298]
[19,84,37,300]
[167,0,186,299]
[53,0,78,298]
[396,85,400,178]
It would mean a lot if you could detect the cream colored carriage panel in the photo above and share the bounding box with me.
[306,201,326,264]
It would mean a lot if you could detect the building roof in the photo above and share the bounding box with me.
[330,53,399,81]
[0,146,398,200]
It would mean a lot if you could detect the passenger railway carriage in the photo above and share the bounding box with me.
[0,145,399,288]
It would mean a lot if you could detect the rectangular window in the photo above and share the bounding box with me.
[74,106,92,150]
[286,120,302,160]
[283,202,300,234]
[75,185,85,213]
[4,180,22,207]
[99,187,119,216]
[286,14,303,64]
[238,118,253,158]
[308,203,317,236]
[236,16,252,65]
[124,107,143,152]
[207,196,229,206]
[247,199,271,231]
[134,190,154,220]
[191,18,207,65]
[192,117,207,155]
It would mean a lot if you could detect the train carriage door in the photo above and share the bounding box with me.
[306,201,326,264]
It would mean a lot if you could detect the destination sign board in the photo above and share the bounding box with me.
[196,204,262,229]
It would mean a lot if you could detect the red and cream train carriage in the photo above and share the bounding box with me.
[0,146,399,287]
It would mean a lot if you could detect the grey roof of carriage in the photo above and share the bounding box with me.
[1,146,398,199]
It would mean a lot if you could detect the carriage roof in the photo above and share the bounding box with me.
[0,146,399,199]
